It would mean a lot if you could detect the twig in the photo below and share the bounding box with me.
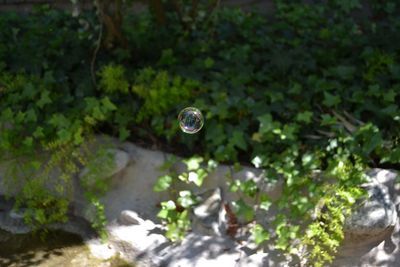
[190,0,199,22]
[343,110,364,126]
[204,0,221,26]
[172,0,186,29]
[331,110,357,133]
[91,22,103,88]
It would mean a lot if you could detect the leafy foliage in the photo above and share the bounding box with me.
[0,1,399,265]
[153,156,217,241]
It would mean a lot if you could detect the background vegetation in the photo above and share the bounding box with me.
[0,0,399,266]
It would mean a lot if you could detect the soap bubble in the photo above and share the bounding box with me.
[178,107,204,134]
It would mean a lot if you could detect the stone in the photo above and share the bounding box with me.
[86,239,117,260]
[193,187,223,221]
[9,208,25,220]
[96,223,261,267]
[192,187,226,236]
[0,208,31,234]
[343,178,397,246]
[79,148,130,187]
[118,210,144,226]
[100,139,282,222]
[366,169,399,204]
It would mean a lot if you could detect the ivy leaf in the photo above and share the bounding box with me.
[154,175,173,192]
[57,129,71,142]
[229,180,241,192]
[37,90,52,108]
[101,97,117,111]
[49,114,70,129]
[334,65,356,80]
[251,224,270,245]
[251,155,264,168]
[73,127,84,145]
[23,137,33,147]
[232,199,254,222]
[363,132,382,155]
[230,130,247,150]
[241,180,258,197]
[383,90,396,102]
[323,92,340,107]
[260,200,272,211]
[207,159,218,172]
[188,169,207,187]
[25,109,37,122]
[280,124,298,140]
[257,114,274,134]
[119,127,130,141]
[22,83,36,99]
[177,191,196,208]
[320,114,337,126]
[296,111,313,124]
[184,157,203,171]
[33,127,44,139]
[204,57,215,68]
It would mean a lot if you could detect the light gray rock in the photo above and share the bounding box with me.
[99,139,282,222]
[0,208,32,234]
[79,148,130,187]
[192,187,227,236]
[332,169,400,266]
[193,187,222,222]
[367,169,400,204]
[97,220,265,267]
[9,208,25,220]
[118,210,144,226]
[344,171,397,245]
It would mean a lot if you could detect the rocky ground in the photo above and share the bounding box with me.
[0,136,399,267]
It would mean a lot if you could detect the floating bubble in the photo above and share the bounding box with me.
[178,107,204,134]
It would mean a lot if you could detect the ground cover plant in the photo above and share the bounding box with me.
[0,0,399,266]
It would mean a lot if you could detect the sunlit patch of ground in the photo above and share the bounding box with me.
[0,229,133,267]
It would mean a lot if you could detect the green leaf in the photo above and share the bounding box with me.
[204,57,215,68]
[184,157,203,171]
[296,111,313,124]
[23,137,33,147]
[251,156,264,168]
[334,65,356,80]
[207,159,218,172]
[101,97,117,111]
[321,114,337,126]
[251,224,270,245]
[119,127,130,141]
[177,191,196,208]
[230,130,247,150]
[162,200,176,210]
[157,209,169,219]
[154,175,173,192]
[73,127,84,145]
[37,90,52,108]
[363,132,382,155]
[241,180,258,197]
[188,169,207,187]
[323,92,340,107]
[25,109,37,122]
[257,114,274,134]
[33,127,44,139]
[383,90,396,102]
[232,199,254,222]
[260,200,272,211]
